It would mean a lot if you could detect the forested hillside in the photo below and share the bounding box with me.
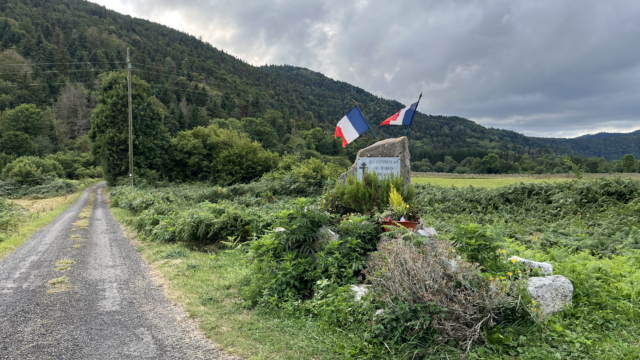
[0,0,638,173]
[537,131,640,160]
[0,0,556,152]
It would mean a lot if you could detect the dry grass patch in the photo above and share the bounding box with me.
[74,219,89,229]
[48,276,67,285]
[73,244,81,249]
[12,195,74,214]
[74,193,95,229]
[47,276,69,293]
[55,258,75,271]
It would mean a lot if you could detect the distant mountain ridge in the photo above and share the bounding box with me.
[575,130,640,139]
[0,0,638,161]
[534,130,640,160]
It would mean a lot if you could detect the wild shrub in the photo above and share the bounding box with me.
[335,171,415,214]
[0,178,94,199]
[171,124,279,185]
[256,157,344,197]
[450,223,511,273]
[305,280,377,331]
[46,151,99,179]
[141,200,287,243]
[243,199,332,304]
[364,236,524,350]
[6,161,42,185]
[1,156,65,183]
[243,204,379,306]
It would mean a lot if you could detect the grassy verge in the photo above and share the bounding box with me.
[111,207,359,360]
[0,182,98,262]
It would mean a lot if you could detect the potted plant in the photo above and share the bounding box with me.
[380,187,420,232]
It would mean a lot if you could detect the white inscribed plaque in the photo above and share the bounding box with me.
[356,157,401,180]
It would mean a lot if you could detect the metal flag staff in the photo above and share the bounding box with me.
[353,99,379,142]
[406,93,422,137]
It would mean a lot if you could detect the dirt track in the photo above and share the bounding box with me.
[0,183,230,359]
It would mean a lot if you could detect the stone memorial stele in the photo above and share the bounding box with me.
[340,136,411,189]
[356,157,401,181]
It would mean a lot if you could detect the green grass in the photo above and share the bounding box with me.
[412,177,568,188]
[111,207,360,360]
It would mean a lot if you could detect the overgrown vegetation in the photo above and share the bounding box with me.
[2,0,639,358]
[109,168,640,358]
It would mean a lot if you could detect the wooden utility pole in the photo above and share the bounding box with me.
[127,47,133,188]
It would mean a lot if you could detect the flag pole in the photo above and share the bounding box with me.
[353,99,379,142]
[405,93,422,137]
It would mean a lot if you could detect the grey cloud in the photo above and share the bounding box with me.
[99,0,640,137]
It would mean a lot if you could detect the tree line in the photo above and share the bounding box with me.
[1,0,639,184]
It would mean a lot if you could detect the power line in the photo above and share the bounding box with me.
[0,61,127,66]
[0,69,118,75]
[0,81,111,87]
[0,60,365,114]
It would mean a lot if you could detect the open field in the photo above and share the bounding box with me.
[411,172,640,188]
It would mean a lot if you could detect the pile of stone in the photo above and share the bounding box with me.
[509,256,573,316]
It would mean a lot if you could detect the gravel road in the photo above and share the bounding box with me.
[0,183,232,359]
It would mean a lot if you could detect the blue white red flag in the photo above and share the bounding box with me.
[380,102,419,126]
[335,106,370,147]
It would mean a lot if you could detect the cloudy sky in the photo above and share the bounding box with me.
[90,0,640,138]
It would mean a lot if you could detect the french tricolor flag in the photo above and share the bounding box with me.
[335,106,371,147]
[380,102,419,126]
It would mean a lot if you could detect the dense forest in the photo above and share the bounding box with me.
[1,0,639,184]
[536,130,640,160]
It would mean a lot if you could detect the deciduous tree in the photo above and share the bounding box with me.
[89,72,171,185]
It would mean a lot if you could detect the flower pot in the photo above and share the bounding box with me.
[381,221,419,232]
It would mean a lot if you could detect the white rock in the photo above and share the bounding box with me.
[275,227,286,232]
[350,284,369,301]
[374,309,385,317]
[526,275,573,315]
[414,219,437,239]
[417,227,437,239]
[509,256,553,276]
